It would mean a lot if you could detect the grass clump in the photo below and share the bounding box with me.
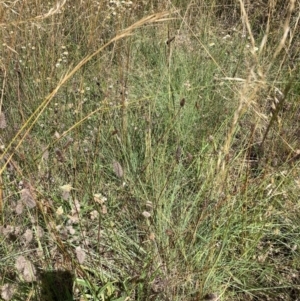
[0,1,299,300]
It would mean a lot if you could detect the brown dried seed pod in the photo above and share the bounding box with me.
[113,160,123,178]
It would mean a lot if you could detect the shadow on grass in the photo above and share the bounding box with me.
[38,270,74,301]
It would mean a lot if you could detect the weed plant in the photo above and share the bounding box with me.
[0,1,299,300]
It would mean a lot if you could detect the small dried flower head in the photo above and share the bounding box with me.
[56,206,64,216]
[90,210,99,220]
[60,184,73,192]
[142,211,151,218]
[94,193,107,204]
[60,184,73,200]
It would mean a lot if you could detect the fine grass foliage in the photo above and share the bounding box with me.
[0,1,299,300]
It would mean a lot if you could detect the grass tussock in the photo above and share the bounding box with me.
[0,0,299,300]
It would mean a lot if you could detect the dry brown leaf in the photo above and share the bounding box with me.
[20,188,36,208]
[15,255,27,272]
[67,213,79,224]
[66,225,75,235]
[62,191,70,200]
[0,112,7,129]
[54,131,60,139]
[14,226,21,235]
[75,246,86,264]
[1,283,15,301]
[1,225,14,236]
[35,225,44,238]
[41,147,49,161]
[22,260,36,282]
[113,160,123,178]
[186,152,193,163]
[15,201,24,215]
[15,256,36,281]
[149,232,155,241]
[22,229,33,245]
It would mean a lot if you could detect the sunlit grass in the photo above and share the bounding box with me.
[0,1,299,300]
